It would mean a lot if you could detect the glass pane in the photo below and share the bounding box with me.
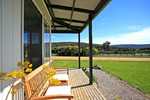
[44,24,51,63]
[24,0,42,69]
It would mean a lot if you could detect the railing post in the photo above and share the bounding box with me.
[78,33,81,69]
[12,85,15,100]
[89,14,93,85]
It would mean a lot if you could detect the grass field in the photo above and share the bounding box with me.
[52,60,150,95]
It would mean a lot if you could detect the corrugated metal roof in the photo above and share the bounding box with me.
[44,0,111,33]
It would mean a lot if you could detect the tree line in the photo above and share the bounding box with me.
[44,42,150,57]
[52,46,100,56]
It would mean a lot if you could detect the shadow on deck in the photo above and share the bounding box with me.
[69,69,106,100]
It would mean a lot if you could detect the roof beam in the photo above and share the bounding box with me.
[45,0,81,32]
[54,25,82,29]
[55,17,86,23]
[69,0,76,24]
[53,19,81,32]
[44,0,55,29]
[44,0,55,18]
[50,4,93,13]
[52,30,77,33]
[53,25,66,27]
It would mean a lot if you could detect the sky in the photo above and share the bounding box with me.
[45,0,150,45]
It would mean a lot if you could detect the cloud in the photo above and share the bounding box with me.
[93,27,150,44]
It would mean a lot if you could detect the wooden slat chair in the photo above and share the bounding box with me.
[24,64,73,100]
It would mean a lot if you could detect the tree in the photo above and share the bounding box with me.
[92,48,99,55]
[102,41,111,51]
[81,47,88,56]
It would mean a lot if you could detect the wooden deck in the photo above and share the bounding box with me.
[69,69,106,100]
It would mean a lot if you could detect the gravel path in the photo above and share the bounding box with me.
[93,69,150,100]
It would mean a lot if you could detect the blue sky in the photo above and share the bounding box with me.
[45,0,150,44]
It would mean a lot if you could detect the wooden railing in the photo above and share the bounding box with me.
[3,61,53,100]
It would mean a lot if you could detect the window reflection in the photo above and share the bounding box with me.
[24,0,42,69]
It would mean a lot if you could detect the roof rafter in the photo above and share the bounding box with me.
[55,17,86,23]
[53,25,82,29]
[44,0,80,32]
[69,0,76,24]
[50,4,94,13]
[44,0,111,33]
[53,19,81,32]
[44,0,55,29]
[52,30,77,33]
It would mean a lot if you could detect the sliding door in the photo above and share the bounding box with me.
[24,0,42,69]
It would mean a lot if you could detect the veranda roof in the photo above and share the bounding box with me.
[44,0,110,33]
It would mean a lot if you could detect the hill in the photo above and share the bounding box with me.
[112,44,150,49]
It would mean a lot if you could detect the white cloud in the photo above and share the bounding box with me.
[93,27,150,44]
[127,25,142,31]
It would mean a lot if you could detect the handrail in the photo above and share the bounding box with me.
[5,84,13,100]
[4,79,24,100]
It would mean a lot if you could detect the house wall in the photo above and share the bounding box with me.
[0,0,23,92]
[0,0,2,74]
[0,0,22,72]
[0,0,52,92]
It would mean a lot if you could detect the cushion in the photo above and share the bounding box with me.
[53,74,69,81]
[45,86,71,96]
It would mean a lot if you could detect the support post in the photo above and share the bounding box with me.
[78,33,81,69]
[89,14,93,85]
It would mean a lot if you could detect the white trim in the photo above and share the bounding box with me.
[32,0,51,27]
[49,25,52,62]
[21,0,24,61]
[42,18,44,64]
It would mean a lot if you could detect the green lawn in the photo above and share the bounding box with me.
[52,60,150,95]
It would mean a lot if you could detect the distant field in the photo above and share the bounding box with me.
[52,59,150,95]
[50,56,150,61]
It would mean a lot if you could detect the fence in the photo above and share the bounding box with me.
[2,79,24,100]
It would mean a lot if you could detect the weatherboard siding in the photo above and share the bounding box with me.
[0,0,2,73]
[0,0,23,93]
[0,0,22,72]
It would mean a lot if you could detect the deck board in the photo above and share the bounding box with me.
[69,69,105,100]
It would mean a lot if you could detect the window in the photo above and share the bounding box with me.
[24,0,42,69]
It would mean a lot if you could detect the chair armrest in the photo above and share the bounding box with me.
[31,94,73,100]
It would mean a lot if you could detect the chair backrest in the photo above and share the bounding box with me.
[24,63,49,99]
